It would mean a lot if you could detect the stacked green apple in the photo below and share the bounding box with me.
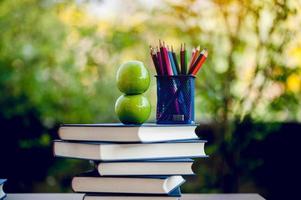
[115,61,151,124]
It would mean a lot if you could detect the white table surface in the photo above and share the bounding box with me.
[6,193,265,200]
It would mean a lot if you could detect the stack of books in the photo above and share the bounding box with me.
[0,179,7,200]
[53,124,207,200]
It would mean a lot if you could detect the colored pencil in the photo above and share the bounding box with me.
[150,46,162,75]
[188,46,200,71]
[171,46,181,75]
[189,47,196,67]
[192,48,196,57]
[156,47,164,75]
[188,48,205,74]
[182,43,188,74]
[149,41,208,76]
[180,44,185,74]
[159,40,167,75]
[168,46,178,75]
[162,42,173,75]
[191,49,208,75]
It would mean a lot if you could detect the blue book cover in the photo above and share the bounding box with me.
[0,179,7,200]
[0,179,6,185]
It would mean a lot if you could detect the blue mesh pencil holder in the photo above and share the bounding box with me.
[156,75,195,124]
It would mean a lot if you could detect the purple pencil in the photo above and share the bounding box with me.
[156,47,164,75]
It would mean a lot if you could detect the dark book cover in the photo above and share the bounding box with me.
[94,158,194,164]
[82,187,182,197]
[61,123,197,127]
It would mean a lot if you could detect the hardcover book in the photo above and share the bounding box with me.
[72,173,185,195]
[54,140,207,161]
[83,188,181,200]
[94,159,194,176]
[0,179,7,200]
[58,123,198,143]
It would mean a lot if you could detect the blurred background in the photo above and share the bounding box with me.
[1,0,301,199]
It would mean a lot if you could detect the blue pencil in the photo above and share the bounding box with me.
[168,50,178,75]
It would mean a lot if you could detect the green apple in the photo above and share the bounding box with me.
[116,60,150,95]
[115,94,151,124]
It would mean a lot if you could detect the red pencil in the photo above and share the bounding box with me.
[159,40,167,75]
[191,50,208,75]
[188,46,200,70]
[188,49,206,74]
[162,41,173,76]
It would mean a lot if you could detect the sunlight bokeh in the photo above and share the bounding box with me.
[1,0,301,198]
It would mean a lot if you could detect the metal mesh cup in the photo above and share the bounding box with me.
[156,75,195,124]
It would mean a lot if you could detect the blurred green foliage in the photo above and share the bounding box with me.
[1,0,301,197]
